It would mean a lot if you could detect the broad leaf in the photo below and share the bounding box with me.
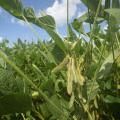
[98,49,120,79]
[105,8,120,24]
[0,0,67,53]
[46,95,69,119]
[87,79,99,101]
[81,0,100,11]
[0,93,32,115]
[103,95,120,103]
[72,19,84,33]
[39,25,67,53]
[0,0,23,16]
[0,0,56,30]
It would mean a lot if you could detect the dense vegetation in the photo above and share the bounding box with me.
[0,0,120,119]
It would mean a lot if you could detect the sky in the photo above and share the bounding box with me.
[0,0,87,43]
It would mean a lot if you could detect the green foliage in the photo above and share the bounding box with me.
[0,0,55,30]
[105,8,120,24]
[0,0,120,119]
[81,0,100,11]
[0,93,32,115]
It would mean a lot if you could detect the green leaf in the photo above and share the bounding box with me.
[81,0,100,11]
[103,95,120,103]
[38,15,56,30]
[72,19,84,33]
[79,12,88,22]
[98,49,120,79]
[46,95,69,119]
[23,7,36,19]
[40,103,51,118]
[40,95,69,119]
[0,93,32,115]
[105,8,120,24]
[51,43,65,63]
[87,79,99,101]
[68,24,77,41]
[0,0,56,30]
[40,25,67,53]
[0,0,67,53]
[0,0,23,16]
[0,58,6,68]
